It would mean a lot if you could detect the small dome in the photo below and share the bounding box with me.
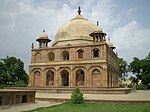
[107,38,113,47]
[39,30,48,39]
[107,38,114,48]
[36,30,51,43]
[52,8,103,46]
[89,30,105,36]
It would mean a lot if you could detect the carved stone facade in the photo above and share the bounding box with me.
[29,7,119,88]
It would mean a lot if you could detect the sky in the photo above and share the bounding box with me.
[0,0,150,73]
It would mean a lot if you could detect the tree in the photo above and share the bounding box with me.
[71,88,84,104]
[140,53,150,85]
[128,57,142,85]
[0,56,28,86]
[129,53,150,86]
[118,58,128,80]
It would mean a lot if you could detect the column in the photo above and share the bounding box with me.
[86,69,90,87]
[102,65,108,87]
[70,70,73,87]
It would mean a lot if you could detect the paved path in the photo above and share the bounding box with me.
[0,101,62,112]
[36,90,150,101]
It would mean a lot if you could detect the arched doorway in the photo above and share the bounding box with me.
[61,51,69,60]
[61,70,69,86]
[46,70,54,86]
[92,69,101,87]
[35,52,41,62]
[48,52,55,61]
[92,48,99,58]
[34,71,42,86]
[76,69,85,86]
[77,49,84,59]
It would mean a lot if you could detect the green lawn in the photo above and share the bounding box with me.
[27,102,150,112]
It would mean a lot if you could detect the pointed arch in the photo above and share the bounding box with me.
[76,69,85,86]
[92,68,101,87]
[34,52,41,62]
[77,49,84,59]
[48,51,55,61]
[34,71,42,86]
[92,48,99,58]
[60,70,69,86]
[61,51,69,60]
[46,70,54,86]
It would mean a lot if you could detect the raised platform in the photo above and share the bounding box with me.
[5,87,131,94]
[36,97,150,104]
[0,89,36,106]
[35,90,150,104]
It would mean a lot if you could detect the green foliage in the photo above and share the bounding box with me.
[128,84,149,90]
[140,56,150,85]
[129,53,150,85]
[16,80,27,87]
[71,88,84,104]
[0,56,28,86]
[118,58,128,80]
[128,57,141,75]
[128,57,142,85]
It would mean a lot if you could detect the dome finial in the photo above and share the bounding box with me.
[31,42,34,49]
[97,21,99,26]
[78,6,81,15]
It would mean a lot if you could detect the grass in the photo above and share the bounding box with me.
[27,102,150,112]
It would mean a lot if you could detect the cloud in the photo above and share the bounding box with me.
[0,0,149,73]
[93,0,120,29]
[0,1,76,72]
[112,20,150,62]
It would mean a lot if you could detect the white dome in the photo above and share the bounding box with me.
[52,14,102,46]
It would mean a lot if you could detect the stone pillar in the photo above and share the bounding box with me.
[29,70,34,87]
[31,50,34,63]
[70,70,73,87]
[110,70,112,87]
[73,70,76,87]
[112,70,115,87]
[69,70,71,87]
[103,44,107,59]
[54,70,57,87]
[102,65,108,87]
[28,70,32,86]
[55,70,59,87]
[43,70,46,87]
[90,71,92,87]
[86,69,90,87]
[41,68,44,87]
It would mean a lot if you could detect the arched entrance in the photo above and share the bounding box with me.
[46,70,54,86]
[76,69,85,86]
[92,69,101,87]
[34,71,42,86]
[61,51,69,60]
[48,52,55,61]
[61,70,69,86]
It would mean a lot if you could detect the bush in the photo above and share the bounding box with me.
[71,87,84,104]
[128,84,150,90]
[136,85,143,90]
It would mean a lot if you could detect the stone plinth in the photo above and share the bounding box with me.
[0,89,36,106]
